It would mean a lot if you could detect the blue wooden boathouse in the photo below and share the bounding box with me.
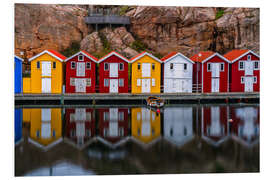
[14,55,24,93]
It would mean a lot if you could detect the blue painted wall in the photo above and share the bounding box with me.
[15,56,23,93]
[15,108,22,144]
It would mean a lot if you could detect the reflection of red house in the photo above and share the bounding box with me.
[191,51,230,93]
[97,108,129,148]
[65,51,98,93]
[224,50,260,92]
[98,51,129,93]
[230,106,259,147]
[201,106,229,146]
[65,108,96,149]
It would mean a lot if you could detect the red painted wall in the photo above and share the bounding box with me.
[99,55,129,93]
[98,108,129,144]
[230,53,260,92]
[65,108,96,144]
[202,56,229,93]
[65,55,96,93]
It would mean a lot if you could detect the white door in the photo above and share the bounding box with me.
[211,78,220,92]
[41,109,51,139]
[212,63,220,78]
[42,78,51,93]
[75,78,86,93]
[142,63,151,77]
[109,108,118,136]
[245,61,254,76]
[245,76,254,92]
[109,63,118,77]
[142,79,151,93]
[75,108,86,121]
[76,62,85,77]
[141,108,151,136]
[42,61,51,76]
[210,107,222,136]
[180,79,191,92]
[109,79,118,93]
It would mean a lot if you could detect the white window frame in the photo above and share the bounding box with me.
[78,55,84,61]
[137,79,141,86]
[239,61,245,71]
[220,62,225,72]
[104,79,109,87]
[86,78,91,87]
[152,78,156,86]
[247,55,251,60]
[119,79,124,87]
[104,63,109,71]
[86,62,91,70]
[207,63,211,72]
[70,78,75,86]
[241,76,245,84]
[71,62,76,69]
[119,63,124,71]
[254,61,260,70]
[254,76,257,83]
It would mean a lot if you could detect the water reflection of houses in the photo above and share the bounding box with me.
[96,108,129,148]
[131,107,161,148]
[230,106,259,147]
[64,108,96,149]
[163,107,194,147]
[201,106,229,147]
[15,108,23,145]
[23,108,62,151]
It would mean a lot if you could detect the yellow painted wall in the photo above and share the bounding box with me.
[30,53,63,93]
[131,55,161,93]
[23,78,31,93]
[24,108,62,146]
[131,108,161,144]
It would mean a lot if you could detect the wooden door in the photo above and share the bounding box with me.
[75,78,86,93]
[109,79,118,93]
[142,63,151,77]
[245,76,253,92]
[141,108,151,136]
[209,107,223,136]
[245,61,254,76]
[212,63,220,78]
[76,62,85,77]
[109,63,118,77]
[109,108,118,137]
[211,78,220,92]
[42,61,51,76]
[142,79,151,93]
[41,108,51,139]
[42,78,51,93]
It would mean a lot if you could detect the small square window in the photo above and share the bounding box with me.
[184,63,187,70]
[207,63,211,71]
[241,76,245,84]
[239,61,244,70]
[104,79,109,87]
[118,128,124,137]
[71,62,76,69]
[78,55,84,61]
[119,63,124,71]
[170,63,173,70]
[247,55,251,60]
[137,63,141,70]
[254,61,259,70]
[37,61,40,69]
[53,62,56,69]
[137,79,141,86]
[36,130,40,138]
[70,78,75,86]
[86,62,91,69]
[119,79,124,87]
[104,63,109,71]
[254,76,257,83]
[119,111,124,121]
[152,63,155,70]
[152,78,155,86]
[86,78,91,86]
[220,63,224,71]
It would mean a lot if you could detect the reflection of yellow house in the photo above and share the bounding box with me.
[130,52,162,93]
[23,108,62,150]
[23,50,66,94]
[131,108,161,145]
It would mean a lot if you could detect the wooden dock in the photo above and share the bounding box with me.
[15,93,259,105]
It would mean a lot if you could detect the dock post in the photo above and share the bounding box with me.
[60,93,64,105]
[92,95,96,106]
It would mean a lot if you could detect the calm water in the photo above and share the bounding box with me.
[15,104,260,176]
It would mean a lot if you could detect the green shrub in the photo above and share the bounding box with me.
[216,9,224,19]
[131,40,148,52]
[119,6,129,16]
[60,41,80,57]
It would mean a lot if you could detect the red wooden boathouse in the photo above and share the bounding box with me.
[65,51,97,93]
[190,51,230,93]
[98,51,129,93]
[224,49,260,92]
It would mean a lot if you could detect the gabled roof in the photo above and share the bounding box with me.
[190,51,230,63]
[98,51,129,63]
[161,52,195,64]
[14,55,24,61]
[223,49,260,63]
[29,50,66,62]
[65,50,98,62]
[130,51,162,63]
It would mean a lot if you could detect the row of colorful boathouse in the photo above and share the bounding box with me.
[14,49,260,94]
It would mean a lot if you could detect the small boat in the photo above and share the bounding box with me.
[146,96,164,108]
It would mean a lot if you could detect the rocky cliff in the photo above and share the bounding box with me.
[15,4,259,59]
